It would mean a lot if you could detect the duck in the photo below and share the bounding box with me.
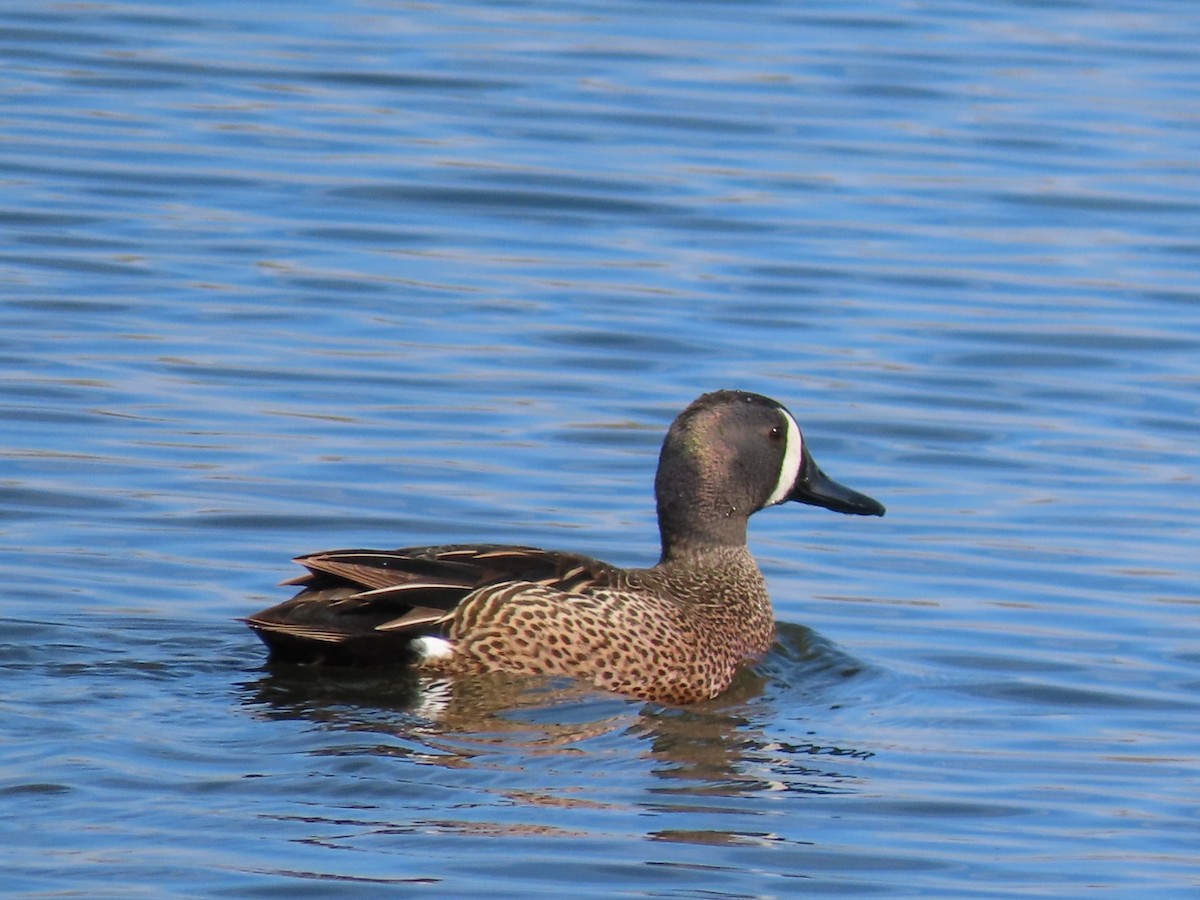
[244,390,885,704]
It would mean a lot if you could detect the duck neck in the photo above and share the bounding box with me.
[656,505,750,564]
[653,420,759,564]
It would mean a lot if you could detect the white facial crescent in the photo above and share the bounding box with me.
[765,409,803,507]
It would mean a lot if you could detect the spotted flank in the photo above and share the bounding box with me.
[244,390,885,704]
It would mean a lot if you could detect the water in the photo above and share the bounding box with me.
[2,0,1198,895]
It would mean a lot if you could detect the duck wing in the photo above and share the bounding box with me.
[243,544,621,666]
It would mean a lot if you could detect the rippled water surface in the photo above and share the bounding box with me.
[3,1,1199,896]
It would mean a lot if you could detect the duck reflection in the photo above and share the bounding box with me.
[238,622,873,801]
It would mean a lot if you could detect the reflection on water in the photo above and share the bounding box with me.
[239,623,874,821]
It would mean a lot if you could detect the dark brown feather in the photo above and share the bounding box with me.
[244,544,619,666]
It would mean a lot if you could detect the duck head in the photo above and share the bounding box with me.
[654,390,884,558]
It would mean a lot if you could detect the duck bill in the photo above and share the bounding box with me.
[787,446,885,516]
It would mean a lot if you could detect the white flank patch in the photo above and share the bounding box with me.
[411,635,455,662]
[764,409,803,506]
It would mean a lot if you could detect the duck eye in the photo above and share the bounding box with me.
[768,425,784,441]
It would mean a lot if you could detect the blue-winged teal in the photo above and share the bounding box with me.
[245,390,884,704]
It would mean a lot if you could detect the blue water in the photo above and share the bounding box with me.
[2,0,1199,896]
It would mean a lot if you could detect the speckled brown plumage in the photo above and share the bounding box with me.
[429,546,772,704]
[245,390,885,704]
